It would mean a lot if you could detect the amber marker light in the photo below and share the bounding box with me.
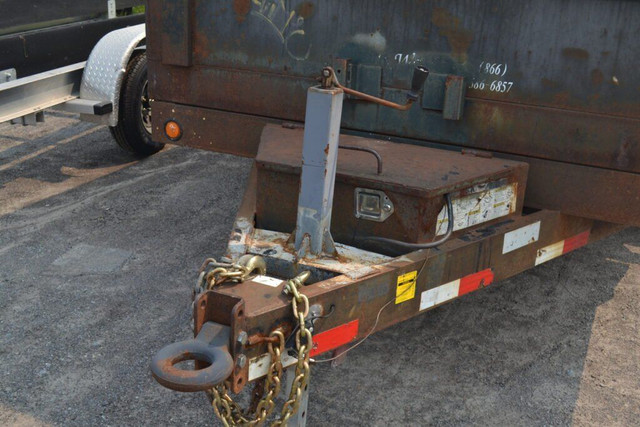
[164,120,182,141]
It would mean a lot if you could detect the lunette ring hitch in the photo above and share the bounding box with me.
[150,321,234,392]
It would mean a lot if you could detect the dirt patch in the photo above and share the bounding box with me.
[573,261,640,426]
[0,164,134,216]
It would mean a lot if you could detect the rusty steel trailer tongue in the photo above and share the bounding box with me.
[150,66,620,425]
[150,177,604,425]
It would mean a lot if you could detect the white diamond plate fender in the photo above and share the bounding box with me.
[80,24,146,127]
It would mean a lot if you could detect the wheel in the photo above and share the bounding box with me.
[109,53,164,156]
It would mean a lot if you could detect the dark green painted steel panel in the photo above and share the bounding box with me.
[147,0,640,224]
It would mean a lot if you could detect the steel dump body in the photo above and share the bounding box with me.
[147,0,640,225]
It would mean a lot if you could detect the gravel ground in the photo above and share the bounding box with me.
[0,112,639,426]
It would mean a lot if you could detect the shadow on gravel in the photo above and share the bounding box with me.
[0,118,252,425]
[0,115,166,217]
[0,125,136,184]
[308,230,640,426]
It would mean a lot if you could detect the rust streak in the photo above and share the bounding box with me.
[562,47,590,60]
[431,7,473,63]
[232,0,251,23]
[296,1,315,19]
[591,69,604,86]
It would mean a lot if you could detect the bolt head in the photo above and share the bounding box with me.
[236,354,247,368]
[309,304,323,319]
[237,331,248,345]
[382,203,392,212]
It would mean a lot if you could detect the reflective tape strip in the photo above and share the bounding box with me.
[535,230,590,266]
[420,269,494,311]
[535,241,564,266]
[563,231,590,253]
[421,279,460,309]
[502,221,541,254]
[248,352,298,382]
[458,268,494,296]
[310,319,359,357]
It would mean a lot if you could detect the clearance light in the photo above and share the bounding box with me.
[164,120,182,141]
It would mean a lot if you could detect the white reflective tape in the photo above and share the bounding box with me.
[502,221,541,254]
[420,279,460,310]
[252,275,284,288]
[248,352,298,381]
[535,241,564,266]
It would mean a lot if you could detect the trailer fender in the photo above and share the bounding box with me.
[79,24,146,127]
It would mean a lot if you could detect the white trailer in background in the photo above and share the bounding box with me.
[0,23,162,156]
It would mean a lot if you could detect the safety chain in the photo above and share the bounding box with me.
[207,329,285,426]
[191,255,267,331]
[197,260,312,426]
[274,272,312,426]
[195,255,267,293]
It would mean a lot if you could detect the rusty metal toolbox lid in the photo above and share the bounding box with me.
[256,124,529,198]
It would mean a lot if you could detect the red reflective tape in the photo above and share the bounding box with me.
[310,319,359,357]
[563,230,590,254]
[458,268,494,297]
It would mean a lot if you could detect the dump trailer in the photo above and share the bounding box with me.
[148,1,640,425]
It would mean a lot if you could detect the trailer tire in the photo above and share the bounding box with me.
[109,53,164,156]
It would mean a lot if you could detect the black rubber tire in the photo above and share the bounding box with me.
[109,53,164,156]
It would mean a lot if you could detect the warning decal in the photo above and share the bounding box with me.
[436,182,517,236]
[395,270,417,304]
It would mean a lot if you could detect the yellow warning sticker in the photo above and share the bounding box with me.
[395,270,417,304]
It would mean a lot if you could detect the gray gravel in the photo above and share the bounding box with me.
[1,112,639,426]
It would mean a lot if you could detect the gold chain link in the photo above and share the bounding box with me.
[199,261,312,426]
[197,255,267,291]
[207,329,285,426]
[273,275,312,426]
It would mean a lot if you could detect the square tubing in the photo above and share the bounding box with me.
[282,366,310,426]
[293,86,344,257]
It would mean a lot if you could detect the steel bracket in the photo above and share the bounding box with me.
[194,291,249,393]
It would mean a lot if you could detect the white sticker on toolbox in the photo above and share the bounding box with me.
[248,352,298,381]
[253,275,284,287]
[436,183,517,235]
[502,221,541,254]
